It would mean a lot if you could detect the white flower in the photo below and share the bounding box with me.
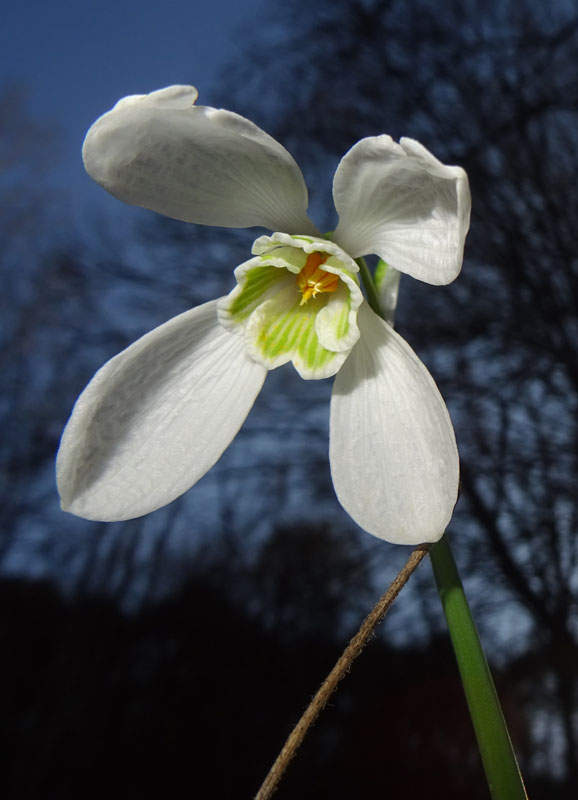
[57,85,471,545]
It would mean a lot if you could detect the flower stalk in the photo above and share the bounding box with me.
[430,535,528,800]
[356,256,383,316]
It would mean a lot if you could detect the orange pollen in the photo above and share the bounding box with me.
[297,252,339,305]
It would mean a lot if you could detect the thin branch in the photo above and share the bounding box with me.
[255,543,431,800]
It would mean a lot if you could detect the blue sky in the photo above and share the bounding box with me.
[1,0,266,206]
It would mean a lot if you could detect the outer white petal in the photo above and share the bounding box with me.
[330,304,459,544]
[332,136,471,285]
[57,299,267,521]
[83,85,318,235]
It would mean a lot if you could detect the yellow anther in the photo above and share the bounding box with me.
[297,252,339,305]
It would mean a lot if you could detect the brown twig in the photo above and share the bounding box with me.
[254,543,431,799]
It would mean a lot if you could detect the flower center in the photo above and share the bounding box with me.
[297,252,340,306]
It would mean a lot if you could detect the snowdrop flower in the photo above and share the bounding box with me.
[57,86,470,544]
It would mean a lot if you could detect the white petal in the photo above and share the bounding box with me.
[330,304,459,544]
[332,136,471,285]
[57,299,266,521]
[315,281,361,354]
[83,85,318,235]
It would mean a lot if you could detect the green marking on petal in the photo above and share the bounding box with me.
[304,319,320,365]
[227,266,288,322]
[336,293,350,339]
[296,314,338,377]
[291,235,316,244]
[246,286,344,379]
[255,291,312,361]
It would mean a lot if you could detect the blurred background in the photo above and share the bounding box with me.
[2,0,578,797]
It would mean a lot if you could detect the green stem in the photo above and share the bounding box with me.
[356,257,383,317]
[430,536,528,800]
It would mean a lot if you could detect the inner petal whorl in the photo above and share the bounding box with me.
[217,232,364,380]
